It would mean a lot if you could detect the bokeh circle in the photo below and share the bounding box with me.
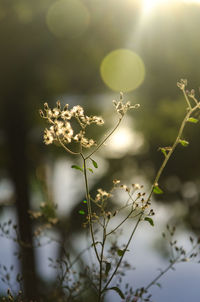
[100,49,145,92]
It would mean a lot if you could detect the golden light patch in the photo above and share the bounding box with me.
[100,49,145,92]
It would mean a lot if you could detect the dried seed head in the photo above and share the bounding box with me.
[113,179,120,185]
[56,100,61,109]
[39,109,44,118]
[44,102,49,110]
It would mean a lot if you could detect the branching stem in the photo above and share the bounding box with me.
[86,117,123,159]
[81,153,100,263]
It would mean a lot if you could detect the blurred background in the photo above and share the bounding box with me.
[0,0,200,300]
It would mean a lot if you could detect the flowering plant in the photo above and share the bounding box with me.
[37,80,200,301]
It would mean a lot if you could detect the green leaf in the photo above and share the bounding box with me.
[160,148,167,157]
[71,165,83,172]
[105,262,111,276]
[117,249,125,257]
[187,117,198,124]
[156,282,162,288]
[88,168,94,173]
[179,139,189,147]
[90,158,98,168]
[83,200,87,204]
[144,217,154,227]
[105,287,125,299]
[153,185,163,194]
[78,210,85,215]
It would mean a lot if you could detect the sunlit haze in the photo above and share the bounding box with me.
[142,0,200,14]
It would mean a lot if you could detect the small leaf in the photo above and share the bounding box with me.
[83,200,87,204]
[78,210,85,215]
[88,168,94,173]
[105,262,111,276]
[179,139,189,147]
[117,249,125,257]
[187,117,198,124]
[144,217,154,227]
[160,148,167,157]
[153,185,163,194]
[90,159,98,168]
[156,282,162,288]
[71,165,83,172]
[105,287,125,299]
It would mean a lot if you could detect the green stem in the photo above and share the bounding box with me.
[103,102,200,295]
[98,221,106,302]
[147,102,200,204]
[183,88,192,109]
[81,153,100,263]
[102,214,142,293]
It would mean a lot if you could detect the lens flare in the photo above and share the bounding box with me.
[100,49,145,92]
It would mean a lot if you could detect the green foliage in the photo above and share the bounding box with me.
[179,139,189,147]
[71,165,83,172]
[78,210,85,215]
[187,117,198,123]
[153,185,163,194]
[117,249,126,257]
[145,217,154,227]
[90,158,98,168]
[105,287,125,299]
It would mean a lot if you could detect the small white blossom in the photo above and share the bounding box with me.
[44,129,54,145]
[71,105,84,116]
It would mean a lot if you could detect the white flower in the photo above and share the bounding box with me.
[44,129,54,145]
[61,110,72,120]
[71,105,84,116]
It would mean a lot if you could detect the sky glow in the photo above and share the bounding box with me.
[142,0,200,15]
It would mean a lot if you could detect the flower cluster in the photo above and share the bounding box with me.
[40,101,104,149]
[95,188,112,202]
[113,92,140,117]
[177,79,187,90]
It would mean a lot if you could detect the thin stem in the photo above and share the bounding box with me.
[146,102,200,204]
[139,242,199,300]
[81,153,100,263]
[106,210,140,236]
[183,88,192,109]
[98,219,106,302]
[144,258,178,292]
[102,214,142,293]
[58,138,80,155]
[103,102,200,294]
[86,117,123,159]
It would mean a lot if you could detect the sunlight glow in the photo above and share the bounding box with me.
[103,125,144,158]
[142,0,200,15]
[142,0,169,14]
